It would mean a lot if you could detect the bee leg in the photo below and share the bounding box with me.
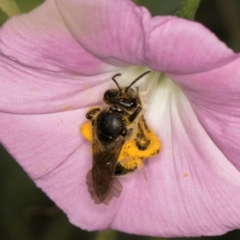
[134,158,148,181]
[136,87,142,105]
[135,115,161,157]
[135,115,151,150]
[128,106,142,123]
[86,107,101,120]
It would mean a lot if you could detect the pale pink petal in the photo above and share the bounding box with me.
[0,0,240,237]
[2,80,240,237]
[168,56,240,170]
[0,0,118,114]
[112,82,240,236]
[56,0,235,73]
[55,0,148,67]
[56,0,240,188]
[78,79,240,236]
[0,109,126,229]
[0,0,112,74]
[0,54,115,114]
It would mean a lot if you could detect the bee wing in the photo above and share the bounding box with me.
[86,131,125,205]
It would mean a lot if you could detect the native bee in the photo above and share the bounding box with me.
[81,71,161,205]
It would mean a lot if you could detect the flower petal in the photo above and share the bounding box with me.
[0,0,112,74]
[0,109,128,229]
[1,0,240,237]
[112,77,240,237]
[168,56,240,170]
[55,0,149,66]
[0,0,119,114]
[0,55,115,114]
[2,77,240,237]
[56,0,235,73]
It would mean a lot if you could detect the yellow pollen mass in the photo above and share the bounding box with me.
[118,128,161,170]
[80,121,92,142]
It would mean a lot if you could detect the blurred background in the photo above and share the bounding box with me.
[0,0,240,239]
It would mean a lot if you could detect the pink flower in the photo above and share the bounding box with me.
[1,0,240,237]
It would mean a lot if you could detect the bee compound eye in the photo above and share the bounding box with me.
[118,98,137,109]
[104,89,119,104]
[130,98,137,107]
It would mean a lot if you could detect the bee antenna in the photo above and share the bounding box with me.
[125,70,151,91]
[112,73,122,91]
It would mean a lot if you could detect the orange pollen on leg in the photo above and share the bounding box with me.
[117,129,161,170]
[80,121,93,142]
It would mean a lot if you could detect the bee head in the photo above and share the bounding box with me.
[104,87,137,110]
[103,71,151,110]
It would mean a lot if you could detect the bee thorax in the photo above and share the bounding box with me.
[96,111,127,142]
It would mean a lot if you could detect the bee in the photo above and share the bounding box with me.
[81,71,161,205]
